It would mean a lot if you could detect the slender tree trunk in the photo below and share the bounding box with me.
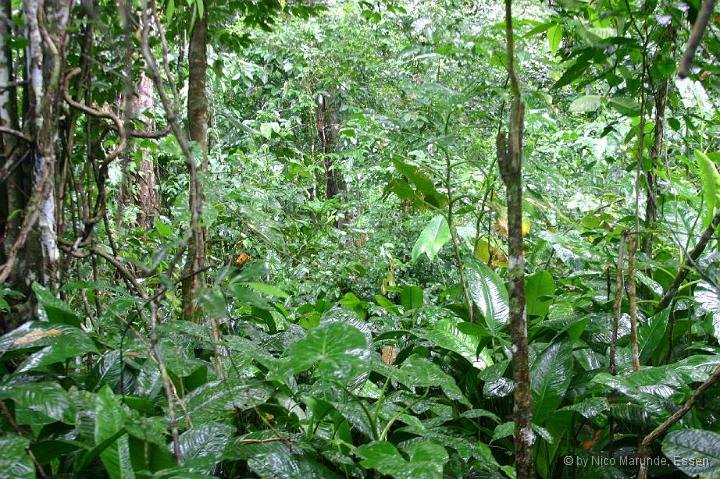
[317,93,345,201]
[499,0,534,476]
[643,79,668,255]
[182,13,208,320]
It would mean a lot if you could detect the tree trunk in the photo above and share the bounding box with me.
[499,0,534,476]
[643,78,668,256]
[317,93,345,201]
[182,13,208,320]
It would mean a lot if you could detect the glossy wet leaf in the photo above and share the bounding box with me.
[182,379,273,423]
[531,342,574,423]
[0,435,34,479]
[357,440,448,479]
[0,381,75,424]
[276,322,369,382]
[466,259,509,329]
[662,429,720,477]
[95,386,134,479]
[416,318,492,369]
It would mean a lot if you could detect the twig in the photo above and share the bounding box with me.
[637,364,720,478]
[678,0,717,78]
[0,126,31,142]
[654,209,720,314]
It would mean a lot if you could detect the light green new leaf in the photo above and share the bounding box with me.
[697,150,720,228]
[531,342,574,423]
[547,24,562,54]
[525,270,555,318]
[0,435,34,479]
[411,215,451,261]
[569,95,602,114]
[662,429,720,477]
[95,386,134,479]
[277,322,369,382]
[259,122,280,139]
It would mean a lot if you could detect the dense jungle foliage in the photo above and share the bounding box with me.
[3,0,720,477]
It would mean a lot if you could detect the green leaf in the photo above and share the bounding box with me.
[0,381,75,425]
[276,322,368,382]
[662,429,720,477]
[416,318,493,370]
[638,310,668,363]
[608,97,641,117]
[697,150,720,228]
[466,259,509,329]
[248,450,340,478]
[569,95,602,114]
[525,271,555,318]
[394,355,471,407]
[0,435,34,479]
[357,440,448,479]
[32,282,81,327]
[166,0,175,19]
[259,122,280,139]
[531,342,574,423]
[0,322,98,373]
[400,285,423,310]
[94,386,134,479]
[411,215,451,261]
[243,282,290,299]
[547,24,562,54]
[182,379,273,423]
[178,422,234,472]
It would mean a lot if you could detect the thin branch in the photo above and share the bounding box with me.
[678,0,717,78]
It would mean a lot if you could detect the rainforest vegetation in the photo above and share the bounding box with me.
[2,0,720,477]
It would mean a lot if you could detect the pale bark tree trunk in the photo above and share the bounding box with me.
[499,0,534,476]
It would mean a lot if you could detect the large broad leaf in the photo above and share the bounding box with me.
[697,150,720,228]
[0,435,34,479]
[466,259,509,329]
[608,97,640,117]
[182,379,273,423]
[525,271,555,318]
[95,386,134,479]
[276,322,369,382]
[638,310,668,363]
[32,282,81,326]
[662,429,720,477]
[0,381,75,425]
[248,449,340,479]
[411,215,451,262]
[0,322,98,374]
[393,355,471,407]
[357,440,448,479]
[531,342,574,423]
[178,422,234,472]
[416,318,492,370]
[569,95,602,114]
[695,279,720,343]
